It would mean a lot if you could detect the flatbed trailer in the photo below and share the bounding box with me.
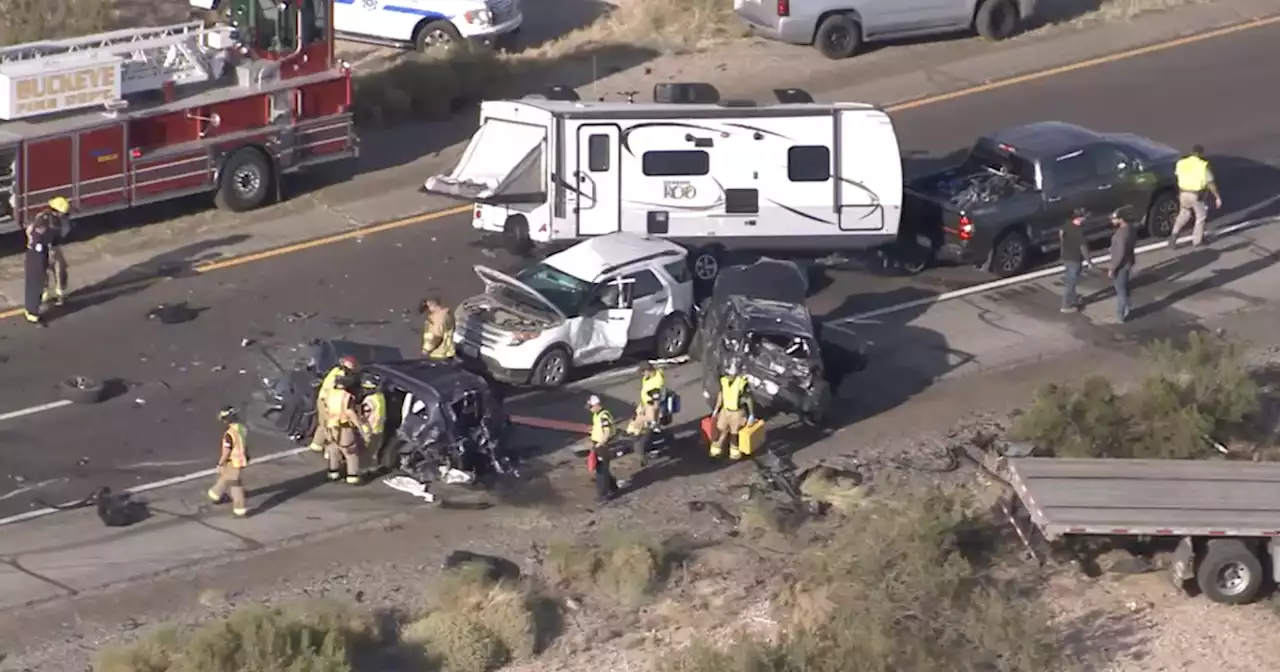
[1006,457,1280,605]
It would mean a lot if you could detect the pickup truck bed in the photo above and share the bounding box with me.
[1006,457,1280,539]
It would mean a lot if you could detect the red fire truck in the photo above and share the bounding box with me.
[0,0,359,234]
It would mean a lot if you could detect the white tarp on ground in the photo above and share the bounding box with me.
[424,119,545,201]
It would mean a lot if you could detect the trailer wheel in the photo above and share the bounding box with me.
[689,246,723,284]
[1196,539,1264,605]
[215,149,272,213]
[503,215,533,256]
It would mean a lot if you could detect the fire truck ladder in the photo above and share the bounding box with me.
[0,22,235,97]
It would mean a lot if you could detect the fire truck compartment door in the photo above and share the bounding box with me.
[423,119,545,204]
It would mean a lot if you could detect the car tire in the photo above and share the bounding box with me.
[1145,190,1179,239]
[990,229,1031,278]
[503,215,533,256]
[689,246,723,284]
[654,315,691,358]
[1196,539,1264,605]
[975,0,1021,41]
[814,14,862,60]
[530,347,572,388]
[415,20,465,52]
[214,148,273,213]
[59,375,105,404]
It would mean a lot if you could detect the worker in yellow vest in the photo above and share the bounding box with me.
[325,374,371,485]
[1169,144,1222,249]
[420,297,456,360]
[208,406,250,517]
[308,355,359,452]
[359,375,387,474]
[626,363,666,435]
[585,395,621,502]
[710,360,755,460]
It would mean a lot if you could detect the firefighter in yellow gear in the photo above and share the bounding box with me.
[710,361,755,460]
[309,354,359,452]
[586,395,621,501]
[40,196,71,307]
[208,406,250,517]
[420,297,456,360]
[325,374,370,484]
[1170,144,1223,248]
[626,364,666,435]
[359,375,387,475]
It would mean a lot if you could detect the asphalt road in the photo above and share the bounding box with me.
[1,22,1279,516]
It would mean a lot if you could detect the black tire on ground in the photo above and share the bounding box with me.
[214,148,273,213]
[530,347,572,388]
[989,229,1031,278]
[689,246,723,284]
[59,375,106,404]
[415,20,464,52]
[503,215,533,256]
[654,315,691,358]
[814,14,862,60]
[1145,190,1179,239]
[1196,539,1264,605]
[975,0,1021,41]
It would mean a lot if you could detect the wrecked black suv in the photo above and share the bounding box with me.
[694,259,865,425]
[253,339,516,489]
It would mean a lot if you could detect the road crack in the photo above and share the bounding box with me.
[0,557,78,597]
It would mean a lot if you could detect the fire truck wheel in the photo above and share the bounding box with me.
[215,149,273,213]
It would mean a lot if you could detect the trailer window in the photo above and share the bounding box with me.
[787,145,830,182]
[588,134,610,172]
[642,150,709,177]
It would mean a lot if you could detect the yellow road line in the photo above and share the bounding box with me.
[885,14,1280,112]
[5,13,1280,322]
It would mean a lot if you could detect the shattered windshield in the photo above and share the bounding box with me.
[515,264,594,316]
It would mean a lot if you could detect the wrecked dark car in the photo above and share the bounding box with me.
[694,259,866,424]
[254,340,516,493]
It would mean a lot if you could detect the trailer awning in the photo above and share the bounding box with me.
[423,119,546,203]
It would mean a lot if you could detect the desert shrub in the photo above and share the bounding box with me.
[403,562,545,671]
[0,0,113,45]
[660,488,1065,672]
[94,599,377,672]
[1009,332,1259,458]
[545,532,665,606]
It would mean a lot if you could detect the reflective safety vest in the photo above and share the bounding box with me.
[590,409,615,444]
[640,370,665,403]
[326,389,353,428]
[425,311,456,359]
[362,391,386,432]
[1175,156,1210,192]
[224,422,249,468]
[720,375,749,411]
[319,366,343,404]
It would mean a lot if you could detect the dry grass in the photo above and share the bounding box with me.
[94,599,379,672]
[798,467,867,515]
[402,561,549,672]
[1035,0,1216,30]
[659,487,1068,672]
[530,0,747,57]
[544,531,666,607]
[0,0,114,45]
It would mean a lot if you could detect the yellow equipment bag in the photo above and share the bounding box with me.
[738,419,766,456]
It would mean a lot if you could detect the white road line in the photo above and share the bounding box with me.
[0,399,72,422]
[0,447,311,528]
[839,202,1280,324]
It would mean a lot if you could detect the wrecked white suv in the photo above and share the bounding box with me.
[455,233,695,387]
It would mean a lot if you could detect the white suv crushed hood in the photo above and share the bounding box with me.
[472,265,567,323]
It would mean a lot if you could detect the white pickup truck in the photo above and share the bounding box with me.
[334,0,522,51]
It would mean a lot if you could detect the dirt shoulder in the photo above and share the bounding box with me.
[5,297,1280,670]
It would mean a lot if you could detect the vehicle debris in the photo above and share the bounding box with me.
[241,338,255,348]
[147,302,201,324]
[283,312,317,323]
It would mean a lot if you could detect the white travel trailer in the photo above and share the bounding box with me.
[423,84,905,281]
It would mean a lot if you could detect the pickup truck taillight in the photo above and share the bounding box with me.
[958,215,974,241]
[777,0,789,17]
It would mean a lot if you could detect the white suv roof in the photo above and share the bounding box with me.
[541,233,686,281]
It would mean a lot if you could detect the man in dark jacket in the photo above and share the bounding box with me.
[1059,207,1094,312]
[1108,209,1137,323]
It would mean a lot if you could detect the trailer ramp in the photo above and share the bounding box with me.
[1006,458,1280,539]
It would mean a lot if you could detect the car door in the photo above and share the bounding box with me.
[620,269,668,341]
[1043,149,1112,242]
[1090,144,1149,225]
[572,278,634,365]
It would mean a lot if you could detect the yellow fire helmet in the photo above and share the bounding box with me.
[48,196,70,214]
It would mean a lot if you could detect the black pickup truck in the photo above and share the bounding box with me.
[903,122,1183,277]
